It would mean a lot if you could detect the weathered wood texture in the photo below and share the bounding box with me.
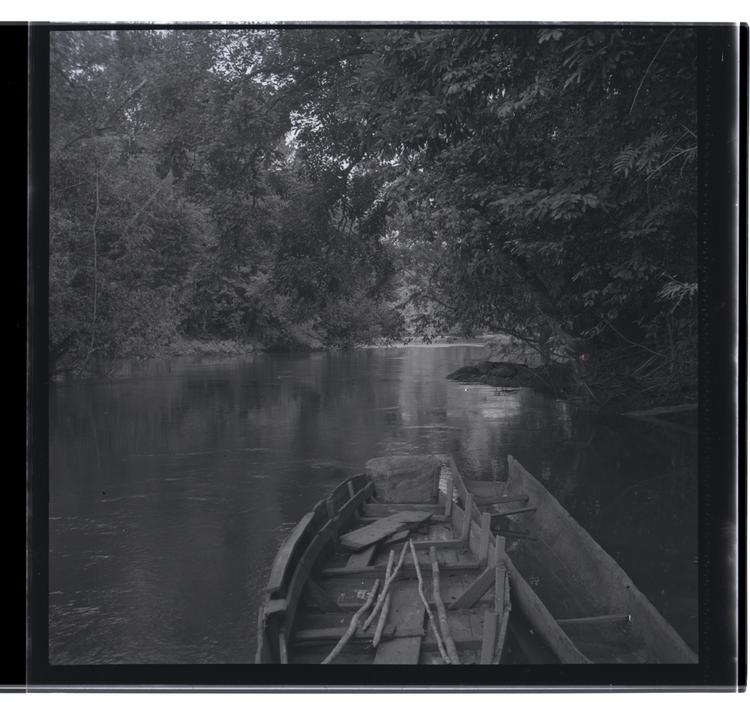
[381,579,425,638]
[480,610,498,664]
[503,551,590,663]
[346,544,376,568]
[321,579,380,664]
[448,566,496,610]
[362,503,441,517]
[340,511,432,551]
[373,636,422,664]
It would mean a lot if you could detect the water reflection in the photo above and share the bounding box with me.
[49,346,696,663]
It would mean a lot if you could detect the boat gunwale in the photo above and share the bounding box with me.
[505,454,698,664]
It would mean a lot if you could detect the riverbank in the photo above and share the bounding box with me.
[444,335,698,416]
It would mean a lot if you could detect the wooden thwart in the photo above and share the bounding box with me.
[362,503,441,517]
[304,578,342,612]
[448,566,496,610]
[474,494,530,507]
[295,624,396,644]
[321,578,380,664]
[410,538,466,550]
[495,528,538,541]
[489,505,538,519]
[340,511,433,551]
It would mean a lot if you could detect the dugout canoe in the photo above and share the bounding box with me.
[466,454,698,664]
[255,453,698,664]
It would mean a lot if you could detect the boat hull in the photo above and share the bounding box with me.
[503,455,698,663]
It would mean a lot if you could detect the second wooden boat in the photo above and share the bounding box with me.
[470,454,698,664]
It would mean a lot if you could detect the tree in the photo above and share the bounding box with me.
[283,26,697,403]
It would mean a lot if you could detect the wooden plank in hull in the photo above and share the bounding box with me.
[474,494,530,507]
[373,581,425,664]
[340,511,433,551]
[388,581,426,636]
[303,578,342,612]
[380,528,411,547]
[489,505,537,519]
[362,503,441,517]
[294,624,396,644]
[448,567,496,610]
[410,538,466,550]
[320,576,383,610]
[423,609,484,651]
[292,648,374,664]
[480,610,498,663]
[346,544,376,568]
[373,637,422,664]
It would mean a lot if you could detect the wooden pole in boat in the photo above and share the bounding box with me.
[430,546,460,664]
[368,548,394,634]
[321,578,380,664]
[372,550,395,648]
[409,539,451,664]
[362,542,408,631]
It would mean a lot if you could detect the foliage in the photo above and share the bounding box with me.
[49,29,403,374]
[292,26,698,404]
[49,26,698,407]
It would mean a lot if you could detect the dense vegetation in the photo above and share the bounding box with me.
[50,27,697,408]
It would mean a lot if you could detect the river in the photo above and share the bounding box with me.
[49,345,697,664]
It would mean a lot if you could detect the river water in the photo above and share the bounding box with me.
[49,345,697,664]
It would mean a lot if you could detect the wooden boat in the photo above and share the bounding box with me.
[255,454,698,665]
[471,455,698,664]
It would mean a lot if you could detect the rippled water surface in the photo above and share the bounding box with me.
[49,346,697,663]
